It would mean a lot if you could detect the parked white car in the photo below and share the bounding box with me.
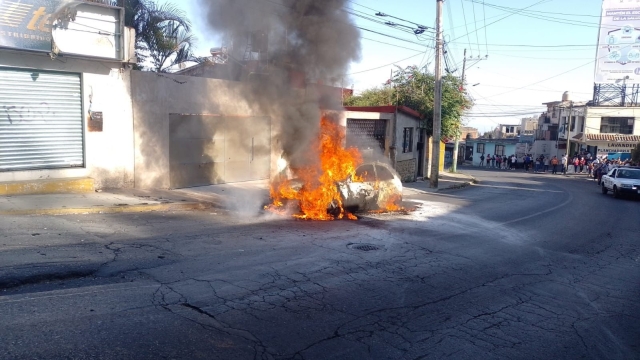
[601,167,640,198]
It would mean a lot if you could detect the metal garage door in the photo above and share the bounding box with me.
[0,68,83,171]
[346,119,386,150]
[169,115,271,188]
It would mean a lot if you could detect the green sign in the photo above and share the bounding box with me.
[0,0,120,53]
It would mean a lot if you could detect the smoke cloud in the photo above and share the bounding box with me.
[198,0,361,169]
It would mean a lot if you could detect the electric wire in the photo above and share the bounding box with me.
[470,0,482,55]
[459,0,474,56]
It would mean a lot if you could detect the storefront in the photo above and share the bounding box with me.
[0,0,137,188]
[592,141,636,160]
[0,68,84,171]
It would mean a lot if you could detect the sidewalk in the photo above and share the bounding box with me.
[0,188,214,216]
[0,173,476,216]
[404,172,477,196]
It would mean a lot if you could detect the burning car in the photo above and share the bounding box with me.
[269,161,403,219]
[267,116,403,221]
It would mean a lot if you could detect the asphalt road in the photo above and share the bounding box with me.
[1,167,639,360]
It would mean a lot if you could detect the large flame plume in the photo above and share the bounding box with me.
[268,115,362,221]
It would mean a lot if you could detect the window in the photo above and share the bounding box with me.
[402,128,413,153]
[355,164,376,182]
[476,143,485,154]
[580,117,585,132]
[495,145,505,156]
[600,117,634,134]
[570,116,576,131]
[375,165,395,181]
[617,169,640,179]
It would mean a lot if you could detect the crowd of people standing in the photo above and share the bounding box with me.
[477,151,638,176]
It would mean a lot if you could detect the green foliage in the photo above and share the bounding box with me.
[632,142,640,163]
[344,87,393,107]
[343,66,473,138]
[124,0,197,72]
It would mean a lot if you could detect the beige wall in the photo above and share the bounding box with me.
[131,71,262,189]
[584,107,640,136]
[0,50,135,189]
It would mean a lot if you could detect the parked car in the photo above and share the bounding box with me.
[601,167,640,198]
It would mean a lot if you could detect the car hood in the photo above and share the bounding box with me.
[617,179,640,185]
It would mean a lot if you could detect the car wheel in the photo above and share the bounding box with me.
[601,185,608,194]
[613,186,621,199]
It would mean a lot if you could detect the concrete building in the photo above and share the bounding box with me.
[466,138,525,166]
[460,126,479,140]
[520,117,538,136]
[343,106,425,182]
[496,124,522,139]
[0,1,137,190]
[537,91,640,160]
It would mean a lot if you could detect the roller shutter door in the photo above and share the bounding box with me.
[0,68,84,171]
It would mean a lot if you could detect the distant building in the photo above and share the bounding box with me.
[536,91,640,160]
[520,117,538,136]
[460,126,479,140]
[496,124,522,139]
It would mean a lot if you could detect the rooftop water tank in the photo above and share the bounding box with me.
[562,91,570,102]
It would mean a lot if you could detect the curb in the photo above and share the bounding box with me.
[0,201,213,216]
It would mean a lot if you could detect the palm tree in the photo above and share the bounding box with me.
[124,0,197,72]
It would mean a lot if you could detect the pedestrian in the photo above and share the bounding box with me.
[511,155,517,170]
[502,156,508,169]
[573,156,579,173]
[479,154,485,167]
[561,154,568,174]
[543,156,549,173]
[496,155,502,170]
[579,157,586,173]
[551,156,559,174]
[491,155,496,168]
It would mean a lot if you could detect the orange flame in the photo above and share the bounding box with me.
[268,115,362,220]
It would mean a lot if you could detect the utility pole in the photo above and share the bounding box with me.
[430,0,443,188]
[452,48,466,173]
[565,101,574,173]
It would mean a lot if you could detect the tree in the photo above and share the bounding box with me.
[124,0,197,72]
[632,142,640,163]
[344,66,473,138]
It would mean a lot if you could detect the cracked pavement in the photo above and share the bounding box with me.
[0,169,638,359]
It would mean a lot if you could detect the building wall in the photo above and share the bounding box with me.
[584,107,640,136]
[394,112,422,181]
[131,71,264,189]
[0,50,135,189]
[468,141,517,166]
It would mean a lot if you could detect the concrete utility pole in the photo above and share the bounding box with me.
[566,101,574,159]
[452,48,466,173]
[430,0,444,188]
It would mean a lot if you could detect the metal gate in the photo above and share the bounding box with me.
[169,115,271,188]
[0,68,83,171]
[346,119,386,151]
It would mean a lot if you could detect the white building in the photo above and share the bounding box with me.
[535,91,640,160]
[0,1,137,189]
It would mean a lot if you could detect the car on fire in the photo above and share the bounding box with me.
[601,167,640,199]
[283,161,404,213]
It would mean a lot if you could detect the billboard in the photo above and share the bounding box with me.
[595,0,640,84]
[0,0,122,59]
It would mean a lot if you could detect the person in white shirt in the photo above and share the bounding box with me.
[561,154,568,174]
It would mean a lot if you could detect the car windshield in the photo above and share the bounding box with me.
[354,164,376,182]
[617,169,640,179]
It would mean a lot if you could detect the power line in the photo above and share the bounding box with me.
[361,37,426,52]
[450,0,552,44]
[481,0,488,56]
[470,0,482,55]
[347,52,426,75]
[459,0,474,56]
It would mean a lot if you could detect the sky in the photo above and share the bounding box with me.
[177,0,604,134]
